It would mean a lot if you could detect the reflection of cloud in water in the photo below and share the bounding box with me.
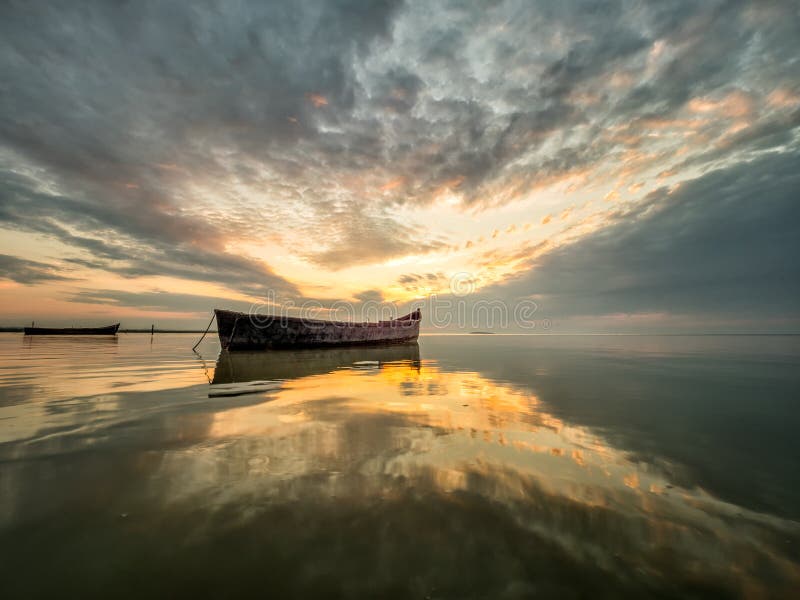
[150,362,800,596]
[2,334,799,597]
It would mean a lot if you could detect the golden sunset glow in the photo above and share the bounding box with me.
[0,2,798,334]
[3,4,800,597]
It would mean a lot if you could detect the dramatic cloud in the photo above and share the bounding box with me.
[491,150,800,325]
[0,254,73,285]
[71,290,256,315]
[0,170,299,298]
[1,0,799,327]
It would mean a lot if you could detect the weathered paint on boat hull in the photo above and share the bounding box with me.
[214,309,421,351]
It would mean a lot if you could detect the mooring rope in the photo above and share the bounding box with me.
[192,312,216,352]
[226,317,240,351]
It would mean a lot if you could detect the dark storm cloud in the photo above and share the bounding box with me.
[1,0,799,309]
[357,0,800,208]
[0,0,405,287]
[368,68,425,114]
[490,149,800,320]
[0,254,73,284]
[606,1,752,116]
[671,106,800,172]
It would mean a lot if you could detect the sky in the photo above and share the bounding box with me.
[1,0,799,332]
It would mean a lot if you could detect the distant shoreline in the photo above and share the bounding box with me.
[120,329,219,334]
[0,328,798,336]
[122,330,219,334]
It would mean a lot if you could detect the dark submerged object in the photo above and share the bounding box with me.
[214,308,421,351]
[23,323,120,336]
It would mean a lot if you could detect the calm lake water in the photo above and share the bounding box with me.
[0,332,798,598]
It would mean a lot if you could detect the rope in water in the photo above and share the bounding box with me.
[192,313,216,352]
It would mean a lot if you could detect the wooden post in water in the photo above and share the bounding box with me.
[150,324,154,336]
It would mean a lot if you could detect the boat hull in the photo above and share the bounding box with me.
[23,324,120,335]
[215,309,420,351]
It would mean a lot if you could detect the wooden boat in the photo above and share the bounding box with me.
[214,308,421,351]
[23,323,120,335]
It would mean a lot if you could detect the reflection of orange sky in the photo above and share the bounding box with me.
[0,333,211,443]
[200,358,800,595]
[207,361,676,502]
[5,333,798,595]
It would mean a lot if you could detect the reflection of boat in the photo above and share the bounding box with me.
[214,308,420,351]
[23,323,120,335]
[212,342,421,385]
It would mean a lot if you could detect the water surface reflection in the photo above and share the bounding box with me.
[0,333,798,598]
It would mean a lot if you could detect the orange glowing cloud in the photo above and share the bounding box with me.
[306,93,328,107]
[688,90,754,119]
[767,87,800,109]
[624,473,640,490]
[379,177,405,192]
[430,175,465,204]
[439,176,465,190]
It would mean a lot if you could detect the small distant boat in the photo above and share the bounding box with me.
[215,308,421,351]
[23,323,120,336]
